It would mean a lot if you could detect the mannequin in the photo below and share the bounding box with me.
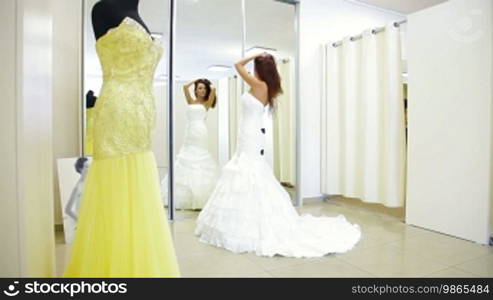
[92,0,151,40]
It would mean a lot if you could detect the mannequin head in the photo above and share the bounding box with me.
[102,0,139,9]
[86,90,97,108]
[75,157,89,174]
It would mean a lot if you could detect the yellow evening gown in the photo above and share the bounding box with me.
[64,17,180,277]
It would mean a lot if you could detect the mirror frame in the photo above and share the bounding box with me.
[167,0,176,220]
[80,0,86,158]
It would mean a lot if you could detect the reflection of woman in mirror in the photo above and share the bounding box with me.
[196,53,361,258]
[184,78,217,109]
[161,79,219,210]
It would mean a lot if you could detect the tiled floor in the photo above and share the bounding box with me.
[55,200,493,278]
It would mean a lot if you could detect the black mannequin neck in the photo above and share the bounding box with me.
[92,0,151,40]
[102,0,139,10]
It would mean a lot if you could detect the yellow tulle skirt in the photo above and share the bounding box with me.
[63,151,180,277]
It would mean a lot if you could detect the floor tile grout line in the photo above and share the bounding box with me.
[331,256,380,278]
[384,238,493,267]
[337,243,453,277]
[377,242,463,268]
[451,251,493,266]
[263,257,379,278]
[243,253,325,273]
[255,256,331,274]
[421,265,480,277]
[335,253,391,277]
[450,255,493,277]
[256,254,374,277]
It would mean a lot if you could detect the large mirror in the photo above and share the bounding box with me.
[161,0,244,220]
[165,0,298,220]
[79,0,298,223]
[245,0,297,204]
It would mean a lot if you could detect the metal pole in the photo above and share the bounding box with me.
[167,0,176,221]
[81,0,86,157]
[294,1,301,207]
[241,0,246,94]
[332,19,407,47]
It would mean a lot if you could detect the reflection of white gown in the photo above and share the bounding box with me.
[196,93,361,258]
[161,104,219,209]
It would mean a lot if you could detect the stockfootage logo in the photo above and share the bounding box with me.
[3,281,20,297]
[448,9,484,43]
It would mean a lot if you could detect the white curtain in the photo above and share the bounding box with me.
[228,76,241,157]
[322,22,406,207]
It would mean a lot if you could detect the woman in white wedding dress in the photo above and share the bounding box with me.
[195,53,361,258]
[161,79,219,210]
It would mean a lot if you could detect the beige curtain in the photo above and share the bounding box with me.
[228,76,241,156]
[322,22,406,207]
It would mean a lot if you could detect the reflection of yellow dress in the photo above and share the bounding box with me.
[64,17,180,277]
[84,108,93,155]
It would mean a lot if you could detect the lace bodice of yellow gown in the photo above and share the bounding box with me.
[64,17,180,277]
[93,17,163,159]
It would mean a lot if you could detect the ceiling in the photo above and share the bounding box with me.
[84,0,448,83]
[85,0,295,82]
[349,0,449,14]
[175,0,295,80]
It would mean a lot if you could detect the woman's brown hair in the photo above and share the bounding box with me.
[194,78,217,109]
[254,54,283,107]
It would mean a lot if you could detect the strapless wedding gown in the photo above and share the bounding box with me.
[195,93,361,258]
[161,104,219,209]
[64,17,180,277]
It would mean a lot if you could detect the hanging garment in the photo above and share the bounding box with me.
[64,17,180,277]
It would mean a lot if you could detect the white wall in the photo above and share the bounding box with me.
[299,0,402,199]
[0,0,21,277]
[52,0,82,226]
[406,0,492,244]
[0,0,55,276]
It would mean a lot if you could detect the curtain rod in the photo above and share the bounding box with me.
[331,19,407,48]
